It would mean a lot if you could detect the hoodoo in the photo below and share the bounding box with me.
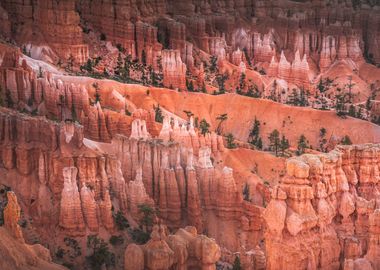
[0,0,380,269]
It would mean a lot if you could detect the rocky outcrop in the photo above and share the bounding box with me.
[264,144,380,270]
[268,50,312,90]
[162,50,187,90]
[124,225,221,270]
[59,167,86,235]
[2,0,88,64]
[3,191,24,242]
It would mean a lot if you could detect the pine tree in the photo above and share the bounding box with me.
[249,117,263,149]
[268,129,281,156]
[239,72,246,92]
[319,128,327,152]
[232,256,242,270]
[242,184,250,201]
[366,97,372,111]
[183,110,194,120]
[345,75,355,103]
[279,135,290,156]
[341,135,352,145]
[154,105,164,123]
[141,50,147,66]
[297,134,309,155]
[348,104,356,117]
[115,53,123,76]
[201,82,207,93]
[5,88,14,108]
[299,87,309,107]
[335,88,346,117]
[210,56,218,73]
[216,113,228,135]
[216,73,228,94]
[269,80,277,101]
[356,107,363,119]
[187,80,194,92]
[199,119,210,136]
[226,133,237,149]
[124,55,132,80]
[287,88,299,105]
[71,104,78,122]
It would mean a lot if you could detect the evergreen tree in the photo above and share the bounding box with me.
[317,78,325,93]
[269,80,278,101]
[268,129,281,156]
[335,88,346,117]
[345,75,355,103]
[246,84,261,98]
[183,110,194,120]
[232,256,242,270]
[239,72,246,92]
[5,88,14,108]
[124,55,132,80]
[154,105,164,123]
[216,113,228,135]
[38,66,43,78]
[199,119,210,136]
[249,117,263,150]
[201,82,207,93]
[115,53,123,76]
[287,88,299,105]
[299,87,309,107]
[187,80,195,92]
[356,107,363,119]
[66,54,75,72]
[341,135,352,145]
[297,134,309,155]
[226,133,237,149]
[348,104,356,117]
[157,56,163,73]
[210,55,218,73]
[242,184,250,201]
[141,49,147,66]
[71,104,78,122]
[366,97,372,111]
[279,135,290,156]
[319,128,327,152]
[216,73,228,94]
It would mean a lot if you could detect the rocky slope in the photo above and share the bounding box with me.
[0,1,380,269]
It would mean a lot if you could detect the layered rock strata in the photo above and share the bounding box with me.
[264,144,380,270]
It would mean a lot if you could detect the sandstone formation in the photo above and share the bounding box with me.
[0,190,67,270]
[264,144,380,270]
[0,1,380,269]
[1,0,88,64]
[124,225,221,270]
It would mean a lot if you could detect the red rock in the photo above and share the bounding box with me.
[162,50,187,90]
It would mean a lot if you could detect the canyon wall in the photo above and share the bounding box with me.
[264,144,380,270]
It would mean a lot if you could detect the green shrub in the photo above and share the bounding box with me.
[109,235,124,246]
[114,211,129,230]
[86,235,115,270]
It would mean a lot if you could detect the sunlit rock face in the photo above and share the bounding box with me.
[264,144,380,270]
[1,0,380,269]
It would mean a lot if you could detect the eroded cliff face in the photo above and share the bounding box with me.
[0,1,380,269]
[124,225,221,270]
[1,0,379,92]
[264,144,380,270]
[0,191,67,270]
